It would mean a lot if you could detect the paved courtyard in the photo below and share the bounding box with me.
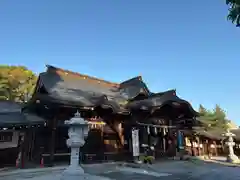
[99,161,240,180]
[0,161,240,180]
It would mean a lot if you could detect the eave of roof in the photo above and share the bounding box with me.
[0,100,22,113]
[127,90,198,116]
[0,112,45,128]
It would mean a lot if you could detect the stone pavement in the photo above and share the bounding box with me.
[147,160,240,180]
[206,156,240,167]
[0,160,240,180]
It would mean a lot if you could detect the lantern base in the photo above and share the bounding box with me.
[227,154,239,163]
[61,173,110,180]
[63,165,85,174]
[61,166,110,180]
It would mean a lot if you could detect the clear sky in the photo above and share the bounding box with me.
[0,1,239,124]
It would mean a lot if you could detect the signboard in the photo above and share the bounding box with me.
[131,129,140,157]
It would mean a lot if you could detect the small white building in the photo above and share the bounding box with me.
[0,130,22,149]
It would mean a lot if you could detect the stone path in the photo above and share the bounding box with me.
[1,161,240,180]
[100,161,240,180]
[148,161,240,180]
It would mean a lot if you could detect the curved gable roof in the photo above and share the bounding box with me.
[30,65,152,112]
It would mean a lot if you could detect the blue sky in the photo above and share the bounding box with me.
[0,1,239,124]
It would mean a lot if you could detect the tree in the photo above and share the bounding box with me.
[197,104,215,130]
[198,104,208,116]
[226,0,240,27]
[197,104,230,131]
[212,105,230,130]
[0,74,9,100]
[0,65,37,102]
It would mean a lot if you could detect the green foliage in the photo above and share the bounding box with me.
[197,104,231,131]
[0,74,9,100]
[0,65,37,102]
[212,105,230,130]
[198,104,208,116]
[139,155,155,164]
[197,104,213,130]
[226,0,240,27]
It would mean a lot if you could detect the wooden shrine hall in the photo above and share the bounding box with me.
[22,65,198,166]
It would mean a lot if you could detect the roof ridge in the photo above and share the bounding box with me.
[120,76,142,85]
[151,89,176,97]
[46,65,119,87]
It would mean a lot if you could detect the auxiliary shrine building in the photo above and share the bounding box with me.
[0,65,198,167]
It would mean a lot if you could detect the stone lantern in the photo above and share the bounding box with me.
[222,129,239,163]
[60,111,103,180]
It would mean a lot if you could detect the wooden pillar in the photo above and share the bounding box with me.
[49,117,57,167]
[190,136,194,156]
[205,139,209,156]
[201,138,204,155]
[101,124,104,160]
[168,119,173,155]
[27,128,35,161]
[168,119,172,134]
[20,130,29,168]
[199,137,203,156]
[118,123,124,148]
[17,132,24,168]
[196,136,200,156]
[221,140,224,155]
[147,126,151,146]
[213,141,217,156]
[31,129,36,161]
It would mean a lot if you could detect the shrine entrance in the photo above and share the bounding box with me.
[137,122,178,158]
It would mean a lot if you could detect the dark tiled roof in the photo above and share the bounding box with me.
[0,112,26,126]
[23,113,46,124]
[44,65,120,96]
[185,128,240,141]
[0,113,45,128]
[150,89,176,97]
[119,76,150,99]
[32,65,153,113]
[46,65,119,87]
[127,89,197,116]
[29,65,196,116]
[0,100,22,113]
[195,129,223,140]
[0,101,45,127]
[36,66,126,109]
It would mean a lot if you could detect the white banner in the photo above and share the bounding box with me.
[132,129,139,157]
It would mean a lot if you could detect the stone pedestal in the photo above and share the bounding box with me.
[226,139,239,163]
[227,154,239,163]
